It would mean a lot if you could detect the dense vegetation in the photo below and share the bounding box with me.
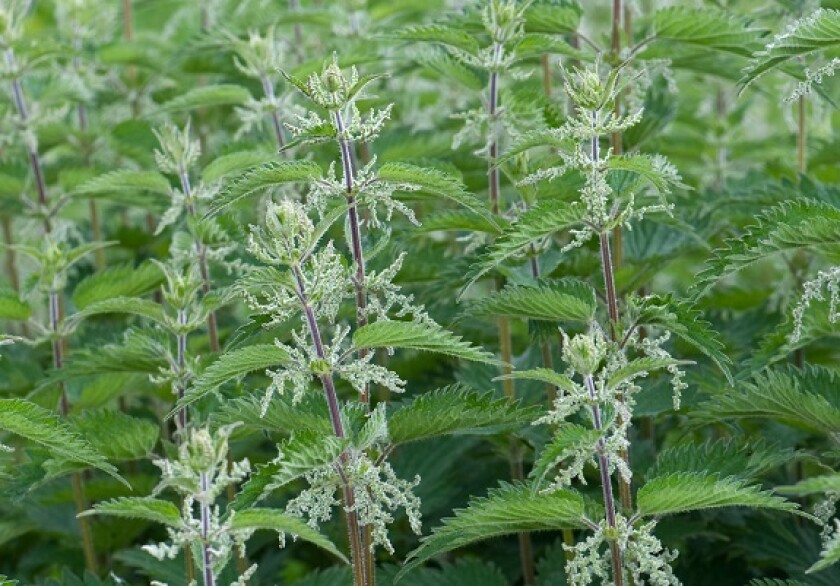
[3,0,840,584]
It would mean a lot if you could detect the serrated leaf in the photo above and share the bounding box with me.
[72,261,164,309]
[524,2,582,35]
[75,170,171,195]
[352,320,500,364]
[178,344,291,411]
[201,151,276,184]
[777,473,840,496]
[69,297,167,328]
[387,385,539,445]
[377,162,499,232]
[213,394,331,435]
[391,25,480,56]
[229,508,348,563]
[530,424,603,490]
[207,161,323,217]
[630,295,732,383]
[82,497,181,526]
[154,84,251,114]
[698,365,840,434]
[652,6,766,57]
[233,432,346,510]
[0,398,124,484]
[462,202,588,295]
[71,410,158,461]
[398,482,588,581]
[465,280,596,323]
[741,9,840,89]
[694,200,840,295]
[636,473,799,517]
[496,368,578,394]
[647,438,796,482]
[606,356,691,389]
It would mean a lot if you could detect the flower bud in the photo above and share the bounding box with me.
[563,332,606,376]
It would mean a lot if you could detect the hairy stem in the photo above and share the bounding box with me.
[584,374,624,586]
[261,76,287,150]
[797,95,807,175]
[590,115,632,513]
[179,168,220,352]
[488,43,535,584]
[2,217,20,294]
[199,472,216,586]
[333,111,371,406]
[5,48,51,232]
[292,264,369,586]
[176,308,189,435]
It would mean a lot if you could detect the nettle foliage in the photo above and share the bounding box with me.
[2,0,840,585]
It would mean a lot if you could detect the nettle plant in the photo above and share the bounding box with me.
[4,1,840,585]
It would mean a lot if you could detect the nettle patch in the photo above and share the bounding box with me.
[2,1,840,585]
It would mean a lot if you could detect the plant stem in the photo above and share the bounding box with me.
[5,48,51,233]
[591,116,632,513]
[200,471,216,586]
[291,264,369,586]
[488,44,535,585]
[176,308,189,435]
[610,0,624,271]
[261,76,286,150]
[333,111,370,405]
[584,374,624,586]
[797,95,807,175]
[179,168,221,353]
[2,217,20,294]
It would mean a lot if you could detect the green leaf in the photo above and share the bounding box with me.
[636,473,799,517]
[178,344,291,410]
[513,34,582,60]
[694,200,840,295]
[71,410,158,461]
[606,154,682,194]
[524,2,582,35]
[75,170,171,196]
[214,394,331,436]
[417,210,505,235]
[201,151,276,184]
[229,508,348,563]
[233,432,346,510]
[0,398,124,484]
[387,385,539,445]
[652,6,767,57]
[44,328,166,383]
[207,161,323,217]
[496,368,577,394]
[69,297,167,328]
[697,365,840,434]
[352,320,500,365]
[530,424,603,490]
[606,356,691,389]
[72,261,164,309]
[465,280,596,323]
[647,438,796,482]
[398,482,588,581]
[0,288,31,320]
[777,473,840,496]
[630,295,732,383]
[377,162,499,231]
[390,25,480,56]
[741,9,840,89]
[81,497,181,527]
[154,84,252,114]
[462,202,588,295]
